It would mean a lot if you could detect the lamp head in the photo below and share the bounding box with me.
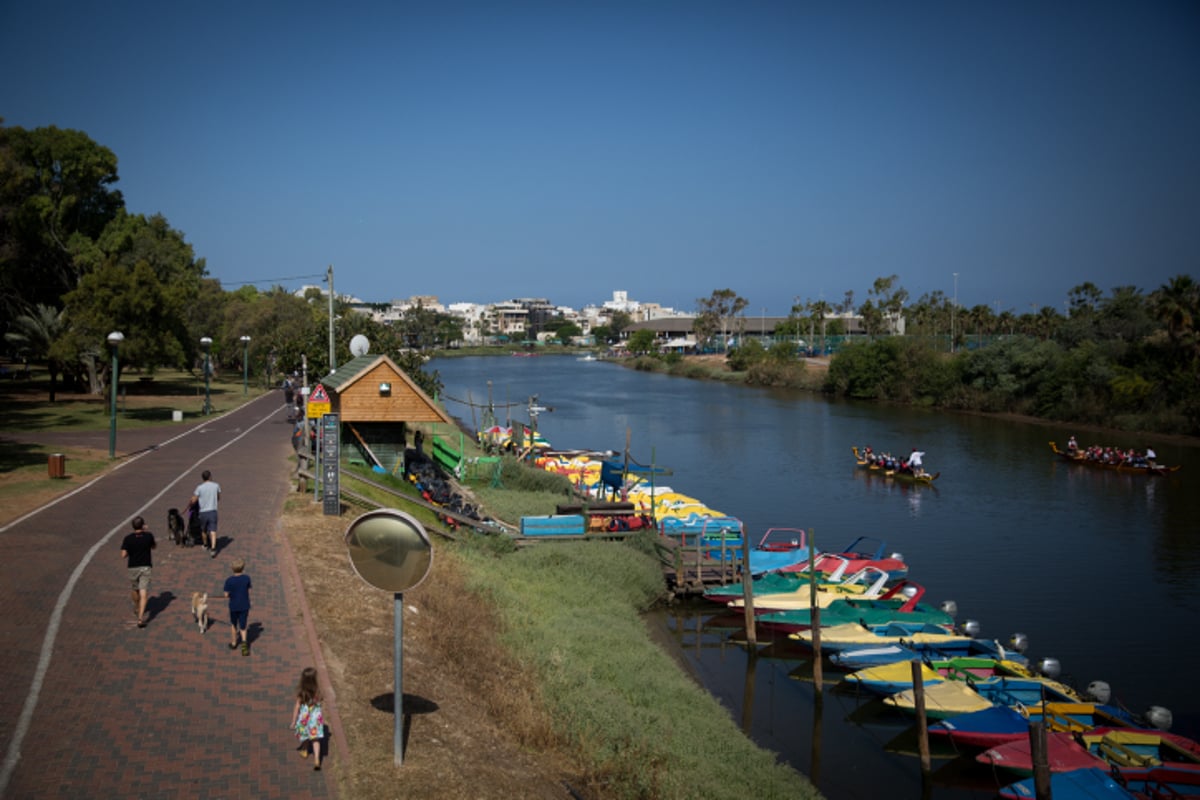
[240,335,251,343]
[200,336,213,351]
[106,331,125,346]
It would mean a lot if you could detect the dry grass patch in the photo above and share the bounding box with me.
[281,498,593,800]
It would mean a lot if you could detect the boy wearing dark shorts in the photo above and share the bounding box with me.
[120,516,156,627]
[223,559,252,655]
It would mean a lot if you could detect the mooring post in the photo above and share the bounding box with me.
[740,530,756,646]
[1030,721,1051,799]
[912,660,931,775]
[809,528,822,691]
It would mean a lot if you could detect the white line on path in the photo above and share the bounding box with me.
[0,402,283,799]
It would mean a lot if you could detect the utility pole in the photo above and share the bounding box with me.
[951,272,959,353]
[326,266,336,371]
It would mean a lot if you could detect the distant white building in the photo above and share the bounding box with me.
[445,302,487,344]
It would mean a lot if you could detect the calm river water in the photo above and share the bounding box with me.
[432,354,1199,800]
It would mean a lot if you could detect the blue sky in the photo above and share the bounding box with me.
[3,1,1197,316]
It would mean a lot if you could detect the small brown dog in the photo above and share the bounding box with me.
[191,592,209,633]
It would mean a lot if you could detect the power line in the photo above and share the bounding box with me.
[217,273,327,287]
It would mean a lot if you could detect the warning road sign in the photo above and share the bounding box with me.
[306,382,331,418]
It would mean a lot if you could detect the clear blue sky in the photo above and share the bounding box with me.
[3,1,1197,316]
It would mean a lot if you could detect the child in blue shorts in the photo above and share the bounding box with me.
[223,559,252,655]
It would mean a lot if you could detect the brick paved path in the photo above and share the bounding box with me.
[0,395,336,799]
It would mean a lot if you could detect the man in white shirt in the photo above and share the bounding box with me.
[908,448,926,476]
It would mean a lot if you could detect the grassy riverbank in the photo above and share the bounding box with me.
[327,462,819,799]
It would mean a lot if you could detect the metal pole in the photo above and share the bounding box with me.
[394,591,405,765]
[952,272,958,354]
[327,265,336,371]
[108,343,119,458]
[241,336,250,395]
[201,336,213,415]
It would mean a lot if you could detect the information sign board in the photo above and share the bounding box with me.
[322,413,340,515]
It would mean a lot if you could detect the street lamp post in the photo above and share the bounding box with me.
[107,331,125,458]
[240,335,251,396]
[201,336,213,415]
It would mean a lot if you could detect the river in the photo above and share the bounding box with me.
[431,354,1199,799]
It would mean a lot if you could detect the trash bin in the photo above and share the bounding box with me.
[48,453,66,479]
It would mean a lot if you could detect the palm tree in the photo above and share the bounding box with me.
[809,300,832,354]
[1151,274,1198,344]
[4,303,66,401]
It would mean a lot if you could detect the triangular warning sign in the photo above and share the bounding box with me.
[310,383,329,402]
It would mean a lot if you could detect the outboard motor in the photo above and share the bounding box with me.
[1086,681,1112,704]
[959,619,981,637]
[890,552,905,562]
[901,585,919,599]
[1145,706,1173,731]
[940,600,958,618]
[1009,632,1029,653]
[1036,657,1062,679]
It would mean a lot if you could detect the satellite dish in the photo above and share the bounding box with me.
[350,334,370,357]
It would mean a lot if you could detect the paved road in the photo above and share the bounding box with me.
[0,394,337,799]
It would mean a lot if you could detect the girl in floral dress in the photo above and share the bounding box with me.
[292,667,326,770]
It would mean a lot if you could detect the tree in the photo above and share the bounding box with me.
[868,274,908,334]
[609,311,632,337]
[857,299,886,338]
[1151,274,1198,345]
[808,300,832,354]
[555,321,582,343]
[695,289,748,353]
[1067,282,1103,318]
[4,303,66,400]
[1150,274,1200,383]
[0,124,124,319]
[60,212,207,390]
[627,329,657,355]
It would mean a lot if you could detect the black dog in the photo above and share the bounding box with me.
[167,508,187,546]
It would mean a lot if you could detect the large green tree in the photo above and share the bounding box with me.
[60,212,207,390]
[0,124,123,319]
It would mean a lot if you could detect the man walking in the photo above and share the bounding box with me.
[121,516,156,627]
[190,469,222,557]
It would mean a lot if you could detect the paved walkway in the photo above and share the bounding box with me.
[0,394,337,799]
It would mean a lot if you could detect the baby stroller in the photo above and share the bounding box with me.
[185,500,205,547]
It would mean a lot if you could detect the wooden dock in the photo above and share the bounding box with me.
[658,536,745,598]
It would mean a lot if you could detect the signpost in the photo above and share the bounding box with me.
[322,413,340,515]
[344,510,434,765]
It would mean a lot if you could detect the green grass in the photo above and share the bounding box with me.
[0,367,270,432]
[454,539,820,800]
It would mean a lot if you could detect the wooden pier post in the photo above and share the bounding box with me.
[1030,721,1051,799]
[740,531,756,646]
[911,660,931,775]
[808,529,822,691]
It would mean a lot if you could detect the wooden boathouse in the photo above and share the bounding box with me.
[316,354,455,471]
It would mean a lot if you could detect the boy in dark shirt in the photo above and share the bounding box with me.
[223,559,252,655]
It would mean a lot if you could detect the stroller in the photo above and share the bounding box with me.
[185,500,205,547]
